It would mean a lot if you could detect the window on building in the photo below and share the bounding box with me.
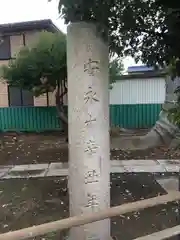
[22,89,34,106]
[0,36,11,60]
[8,86,34,106]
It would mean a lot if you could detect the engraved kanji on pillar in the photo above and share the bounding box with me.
[85,139,99,155]
[85,193,99,211]
[85,113,96,126]
[84,58,100,76]
[84,86,99,104]
[84,169,100,184]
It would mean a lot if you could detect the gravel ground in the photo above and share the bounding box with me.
[0,131,179,239]
[0,173,179,240]
[0,132,180,166]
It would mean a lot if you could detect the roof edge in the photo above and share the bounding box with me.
[0,19,60,34]
[114,71,166,81]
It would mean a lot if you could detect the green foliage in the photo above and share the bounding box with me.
[1,31,67,96]
[168,105,180,125]
[50,0,180,70]
[109,57,124,88]
[0,30,123,96]
[52,0,168,66]
[51,0,180,124]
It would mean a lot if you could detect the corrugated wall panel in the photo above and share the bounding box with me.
[110,78,166,104]
[0,107,60,132]
[110,104,161,128]
[0,105,161,132]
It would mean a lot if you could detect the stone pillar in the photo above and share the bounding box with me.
[67,22,110,240]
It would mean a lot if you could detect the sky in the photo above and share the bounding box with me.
[0,0,138,70]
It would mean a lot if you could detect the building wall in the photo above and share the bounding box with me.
[0,30,53,107]
[0,81,8,107]
[25,31,40,47]
[0,60,9,107]
[35,77,166,106]
[0,27,166,130]
[12,31,45,106]
[110,77,165,104]
[24,31,57,107]
[0,76,165,131]
[10,34,24,58]
[0,30,68,108]
[34,93,48,106]
[109,77,165,128]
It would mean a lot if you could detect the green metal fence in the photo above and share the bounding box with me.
[110,104,161,128]
[0,104,161,132]
[0,107,59,132]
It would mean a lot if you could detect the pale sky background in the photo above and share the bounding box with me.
[0,0,138,70]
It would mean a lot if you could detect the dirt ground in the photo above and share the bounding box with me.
[0,174,179,240]
[0,131,180,166]
[0,131,180,239]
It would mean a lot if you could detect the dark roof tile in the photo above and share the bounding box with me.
[0,19,59,34]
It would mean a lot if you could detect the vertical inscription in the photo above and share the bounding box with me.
[87,44,93,52]
[83,55,101,236]
[84,58,100,76]
[84,86,99,104]
[85,113,96,126]
[85,139,99,155]
[84,170,100,184]
[85,193,99,210]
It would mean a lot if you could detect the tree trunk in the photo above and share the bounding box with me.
[55,81,68,140]
[122,76,180,150]
[67,22,110,240]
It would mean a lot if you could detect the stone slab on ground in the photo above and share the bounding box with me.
[46,168,68,177]
[45,162,67,177]
[3,163,49,179]
[0,160,180,179]
[156,177,178,192]
[0,166,12,178]
[123,165,166,173]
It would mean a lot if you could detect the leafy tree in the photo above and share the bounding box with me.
[52,0,180,126]
[54,0,167,65]
[0,30,123,137]
[1,31,68,135]
[109,57,124,88]
[52,0,180,71]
